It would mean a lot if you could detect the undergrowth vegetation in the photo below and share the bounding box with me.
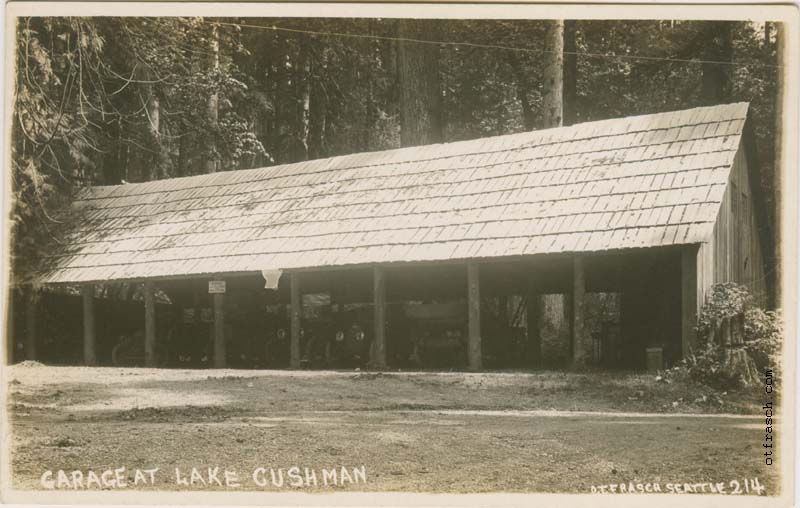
[670,283,782,390]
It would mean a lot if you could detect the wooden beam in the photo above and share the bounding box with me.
[289,272,301,368]
[213,283,227,369]
[82,285,97,366]
[144,281,156,367]
[373,266,387,369]
[681,246,699,358]
[24,289,37,361]
[42,245,691,289]
[467,262,482,370]
[572,255,585,368]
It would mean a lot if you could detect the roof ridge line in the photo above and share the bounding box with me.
[80,103,749,201]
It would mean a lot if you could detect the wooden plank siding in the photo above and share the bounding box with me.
[696,145,768,309]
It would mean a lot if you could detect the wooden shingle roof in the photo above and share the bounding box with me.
[37,102,750,284]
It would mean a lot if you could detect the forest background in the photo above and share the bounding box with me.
[9,18,782,289]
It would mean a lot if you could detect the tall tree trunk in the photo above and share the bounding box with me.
[102,118,123,185]
[772,22,785,309]
[536,20,567,341]
[309,49,328,159]
[510,55,535,130]
[563,20,578,126]
[146,94,160,144]
[700,21,733,105]
[364,22,380,151]
[383,30,400,131]
[274,47,291,163]
[177,131,187,178]
[296,35,312,161]
[364,71,376,150]
[123,141,130,182]
[397,19,443,147]
[206,24,219,173]
[145,82,161,180]
[265,51,279,161]
[764,21,773,49]
[542,20,564,128]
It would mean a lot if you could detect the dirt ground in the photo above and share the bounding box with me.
[5,365,779,494]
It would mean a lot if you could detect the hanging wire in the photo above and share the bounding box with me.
[208,19,783,70]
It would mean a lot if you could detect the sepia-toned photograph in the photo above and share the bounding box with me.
[1,3,797,506]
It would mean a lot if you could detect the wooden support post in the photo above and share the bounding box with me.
[289,273,301,369]
[144,281,156,367]
[571,256,585,368]
[24,289,37,361]
[467,262,482,371]
[213,285,226,369]
[373,266,387,369]
[526,279,541,367]
[681,246,699,358]
[82,285,97,366]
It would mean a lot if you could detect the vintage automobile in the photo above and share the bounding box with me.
[263,312,291,368]
[404,302,468,368]
[111,329,168,367]
[300,293,337,369]
[162,300,294,369]
[323,304,419,369]
[319,302,470,369]
[270,305,397,369]
[260,309,334,369]
[224,289,271,368]
[224,321,268,368]
[165,316,212,367]
[325,308,375,368]
[297,317,335,368]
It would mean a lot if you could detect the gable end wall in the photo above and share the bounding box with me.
[696,143,768,309]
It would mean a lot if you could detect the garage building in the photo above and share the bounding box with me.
[16,102,773,371]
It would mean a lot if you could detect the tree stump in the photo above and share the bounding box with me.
[726,347,759,386]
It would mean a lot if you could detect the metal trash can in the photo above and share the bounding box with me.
[645,347,663,372]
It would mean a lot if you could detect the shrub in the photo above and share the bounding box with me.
[682,341,742,389]
[744,307,783,370]
[695,283,750,339]
[678,283,782,390]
